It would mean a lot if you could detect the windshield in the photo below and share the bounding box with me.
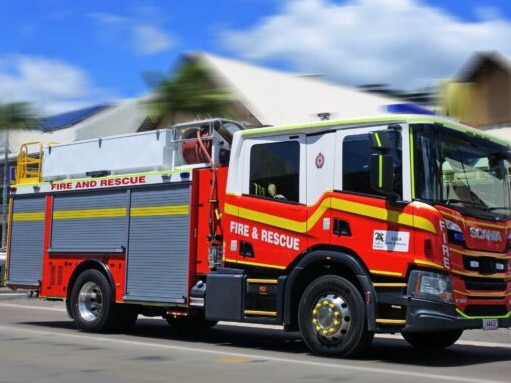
[412,124,511,217]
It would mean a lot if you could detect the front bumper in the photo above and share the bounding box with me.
[404,297,511,332]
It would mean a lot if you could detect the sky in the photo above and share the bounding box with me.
[1,0,511,116]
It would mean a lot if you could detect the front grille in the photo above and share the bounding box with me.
[463,256,508,275]
[463,305,508,317]
[462,276,506,291]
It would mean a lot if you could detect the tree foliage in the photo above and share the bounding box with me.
[0,102,37,132]
[145,59,233,125]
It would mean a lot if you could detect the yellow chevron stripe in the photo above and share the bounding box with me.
[225,204,307,233]
[441,211,506,230]
[330,199,436,233]
[449,247,511,260]
[12,212,45,221]
[130,205,189,217]
[225,197,436,234]
[53,208,126,219]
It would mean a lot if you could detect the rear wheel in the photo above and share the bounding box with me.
[70,269,126,332]
[401,329,463,349]
[298,275,373,357]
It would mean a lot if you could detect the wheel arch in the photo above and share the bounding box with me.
[65,259,115,318]
[283,249,376,331]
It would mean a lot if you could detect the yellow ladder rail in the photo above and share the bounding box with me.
[15,142,43,185]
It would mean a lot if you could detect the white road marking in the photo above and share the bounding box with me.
[2,301,511,348]
[0,292,27,297]
[0,323,507,383]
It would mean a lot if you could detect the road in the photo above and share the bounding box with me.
[1,288,511,383]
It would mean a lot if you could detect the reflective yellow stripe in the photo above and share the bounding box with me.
[225,204,307,233]
[409,130,416,198]
[456,308,511,320]
[373,283,407,288]
[224,258,286,270]
[441,211,505,230]
[12,212,45,221]
[247,279,278,284]
[52,205,189,220]
[453,290,511,298]
[244,310,277,317]
[450,247,510,260]
[414,259,444,269]
[378,154,383,187]
[374,132,382,147]
[330,199,436,234]
[225,197,436,234]
[239,115,507,146]
[53,208,126,219]
[376,319,406,324]
[370,269,403,277]
[130,205,189,217]
[451,269,511,279]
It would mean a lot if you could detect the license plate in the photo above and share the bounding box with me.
[482,318,498,330]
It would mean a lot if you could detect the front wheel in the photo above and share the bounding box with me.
[401,329,463,349]
[298,275,374,357]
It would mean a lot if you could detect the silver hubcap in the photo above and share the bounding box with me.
[311,293,351,342]
[78,281,103,322]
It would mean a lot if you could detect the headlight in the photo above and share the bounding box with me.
[445,219,465,245]
[445,219,461,232]
[407,270,453,304]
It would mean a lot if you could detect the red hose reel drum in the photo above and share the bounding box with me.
[181,127,212,165]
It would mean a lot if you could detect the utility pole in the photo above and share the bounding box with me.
[1,129,9,248]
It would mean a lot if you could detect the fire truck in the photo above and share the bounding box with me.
[5,114,511,357]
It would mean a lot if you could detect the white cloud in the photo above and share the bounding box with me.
[88,11,175,56]
[133,25,175,55]
[221,0,511,90]
[0,55,116,115]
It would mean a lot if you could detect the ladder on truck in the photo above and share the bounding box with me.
[15,142,43,185]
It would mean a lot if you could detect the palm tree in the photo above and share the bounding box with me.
[145,57,233,127]
[0,102,37,247]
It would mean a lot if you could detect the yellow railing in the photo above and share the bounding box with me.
[15,142,43,185]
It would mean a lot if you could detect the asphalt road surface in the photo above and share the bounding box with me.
[1,288,511,383]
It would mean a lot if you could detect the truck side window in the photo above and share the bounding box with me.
[343,132,402,198]
[249,141,300,202]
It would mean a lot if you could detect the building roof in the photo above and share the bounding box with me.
[189,52,403,126]
[36,104,112,132]
[458,51,511,82]
[7,98,147,155]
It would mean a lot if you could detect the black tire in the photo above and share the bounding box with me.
[298,275,374,357]
[70,269,118,332]
[115,305,139,332]
[165,315,218,330]
[401,329,463,349]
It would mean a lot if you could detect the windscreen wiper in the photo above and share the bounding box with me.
[441,199,487,209]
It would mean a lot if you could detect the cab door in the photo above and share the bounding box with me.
[332,125,414,275]
[232,134,307,270]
